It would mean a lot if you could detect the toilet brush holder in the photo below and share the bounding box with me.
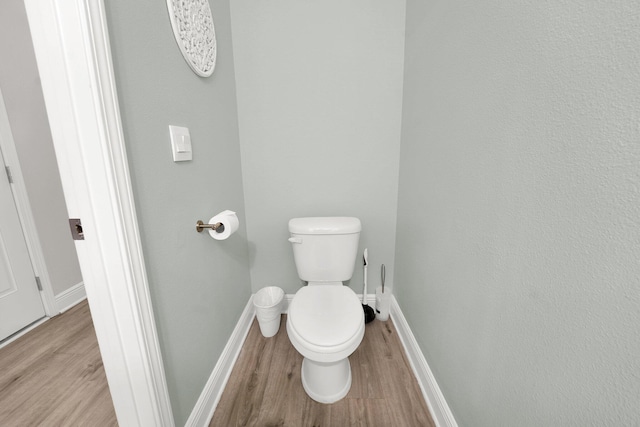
[375,287,391,321]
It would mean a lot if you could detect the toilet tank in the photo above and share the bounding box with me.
[288,217,361,283]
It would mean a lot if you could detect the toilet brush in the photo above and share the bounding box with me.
[362,249,375,323]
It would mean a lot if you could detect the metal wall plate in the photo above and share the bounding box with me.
[69,218,84,240]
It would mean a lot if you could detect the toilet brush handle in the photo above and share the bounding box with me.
[364,264,368,294]
[362,248,368,304]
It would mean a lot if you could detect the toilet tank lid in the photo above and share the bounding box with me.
[289,217,361,234]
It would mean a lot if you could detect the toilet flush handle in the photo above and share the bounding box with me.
[288,237,303,244]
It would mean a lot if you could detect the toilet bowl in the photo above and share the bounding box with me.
[287,285,364,403]
[286,217,364,403]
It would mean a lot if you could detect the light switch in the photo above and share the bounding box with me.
[176,135,190,153]
[169,125,192,162]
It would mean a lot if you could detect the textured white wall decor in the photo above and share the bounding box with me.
[167,0,217,77]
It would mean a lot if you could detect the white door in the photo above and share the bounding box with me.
[0,144,45,341]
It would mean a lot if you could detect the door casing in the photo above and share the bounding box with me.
[24,1,175,425]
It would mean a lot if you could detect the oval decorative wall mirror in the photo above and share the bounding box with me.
[166,0,217,77]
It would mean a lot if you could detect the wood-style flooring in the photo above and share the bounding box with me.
[1,302,434,426]
[211,315,435,427]
[0,301,117,426]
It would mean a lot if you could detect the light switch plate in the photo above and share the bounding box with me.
[169,125,192,162]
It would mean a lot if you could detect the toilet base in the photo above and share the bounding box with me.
[300,357,352,404]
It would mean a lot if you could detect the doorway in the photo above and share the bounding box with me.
[0,117,45,341]
[0,0,115,422]
[0,0,84,341]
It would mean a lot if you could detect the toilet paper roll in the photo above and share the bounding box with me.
[208,210,239,240]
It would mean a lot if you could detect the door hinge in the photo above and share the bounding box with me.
[5,166,13,183]
[35,276,43,291]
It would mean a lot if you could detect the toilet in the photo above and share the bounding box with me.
[286,217,365,404]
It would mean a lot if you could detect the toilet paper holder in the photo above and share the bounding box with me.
[196,220,225,233]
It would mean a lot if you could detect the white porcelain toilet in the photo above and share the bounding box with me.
[286,217,365,404]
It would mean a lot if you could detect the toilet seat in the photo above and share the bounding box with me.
[287,286,364,363]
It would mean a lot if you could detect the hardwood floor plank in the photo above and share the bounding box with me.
[257,318,304,425]
[0,300,117,426]
[0,303,89,381]
[346,398,393,427]
[348,322,390,399]
[375,320,436,427]
[212,316,279,426]
[210,315,435,427]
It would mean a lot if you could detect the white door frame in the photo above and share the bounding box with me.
[24,1,174,425]
[0,87,57,319]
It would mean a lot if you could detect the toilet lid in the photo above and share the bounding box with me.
[288,286,363,348]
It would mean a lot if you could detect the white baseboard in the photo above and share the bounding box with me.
[283,293,294,313]
[358,293,376,307]
[390,296,458,427]
[54,281,86,313]
[185,296,256,427]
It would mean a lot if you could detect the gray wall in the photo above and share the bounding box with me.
[396,1,640,426]
[0,0,82,296]
[230,0,406,293]
[103,1,251,424]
